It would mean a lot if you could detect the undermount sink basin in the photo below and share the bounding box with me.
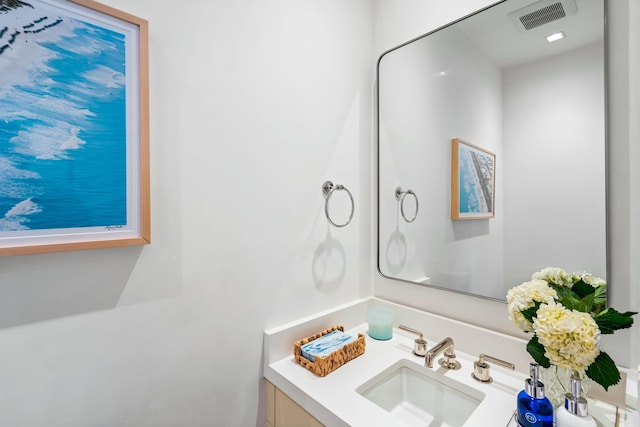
[356,359,484,427]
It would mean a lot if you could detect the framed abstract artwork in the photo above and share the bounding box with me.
[0,0,149,255]
[451,138,495,220]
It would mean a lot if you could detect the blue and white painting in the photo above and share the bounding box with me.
[0,0,128,236]
[458,142,494,216]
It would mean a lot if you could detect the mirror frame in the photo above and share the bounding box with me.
[375,0,610,302]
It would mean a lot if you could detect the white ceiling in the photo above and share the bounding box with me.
[456,0,604,69]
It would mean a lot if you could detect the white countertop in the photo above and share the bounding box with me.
[263,297,637,427]
[267,322,523,426]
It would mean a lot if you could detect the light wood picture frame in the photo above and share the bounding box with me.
[0,0,149,255]
[451,138,495,220]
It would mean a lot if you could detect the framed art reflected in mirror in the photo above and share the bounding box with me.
[451,138,495,220]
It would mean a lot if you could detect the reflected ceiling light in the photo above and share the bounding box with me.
[546,31,566,42]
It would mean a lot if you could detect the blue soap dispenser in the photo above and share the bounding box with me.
[516,362,554,427]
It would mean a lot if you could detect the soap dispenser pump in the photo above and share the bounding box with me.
[555,375,597,427]
[516,362,554,427]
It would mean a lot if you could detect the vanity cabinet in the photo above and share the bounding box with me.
[266,381,324,427]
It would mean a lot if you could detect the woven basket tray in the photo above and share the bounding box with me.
[293,325,365,377]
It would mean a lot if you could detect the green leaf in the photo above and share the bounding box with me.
[558,293,587,312]
[521,302,541,324]
[593,284,607,299]
[579,293,595,313]
[553,286,573,301]
[592,285,607,312]
[586,352,621,390]
[595,308,637,334]
[572,280,596,298]
[526,336,550,368]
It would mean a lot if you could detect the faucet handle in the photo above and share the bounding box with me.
[398,325,427,357]
[471,354,515,383]
[439,349,461,370]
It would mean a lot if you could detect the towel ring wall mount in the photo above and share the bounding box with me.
[395,187,419,223]
[322,181,355,228]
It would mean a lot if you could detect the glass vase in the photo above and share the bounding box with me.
[538,365,591,408]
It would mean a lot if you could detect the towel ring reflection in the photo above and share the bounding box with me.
[322,181,354,228]
[395,187,419,223]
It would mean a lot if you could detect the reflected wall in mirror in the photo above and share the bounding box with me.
[377,0,607,300]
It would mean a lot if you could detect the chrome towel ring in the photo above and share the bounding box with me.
[322,181,355,228]
[395,187,419,223]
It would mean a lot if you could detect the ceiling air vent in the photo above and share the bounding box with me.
[508,0,578,31]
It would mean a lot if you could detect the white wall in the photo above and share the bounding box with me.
[630,0,640,373]
[502,42,606,287]
[607,0,640,371]
[0,1,372,426]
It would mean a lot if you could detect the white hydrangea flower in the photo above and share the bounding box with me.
[507,279,558,332]
[533,302,601,372]
[572,272,606,288]
[532,267,573,287]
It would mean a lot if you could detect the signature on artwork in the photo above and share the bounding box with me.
[105,225,125,231]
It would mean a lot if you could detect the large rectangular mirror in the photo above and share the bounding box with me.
[377,0,607,300]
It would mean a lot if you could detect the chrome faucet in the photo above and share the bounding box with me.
[424,337,461,370]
